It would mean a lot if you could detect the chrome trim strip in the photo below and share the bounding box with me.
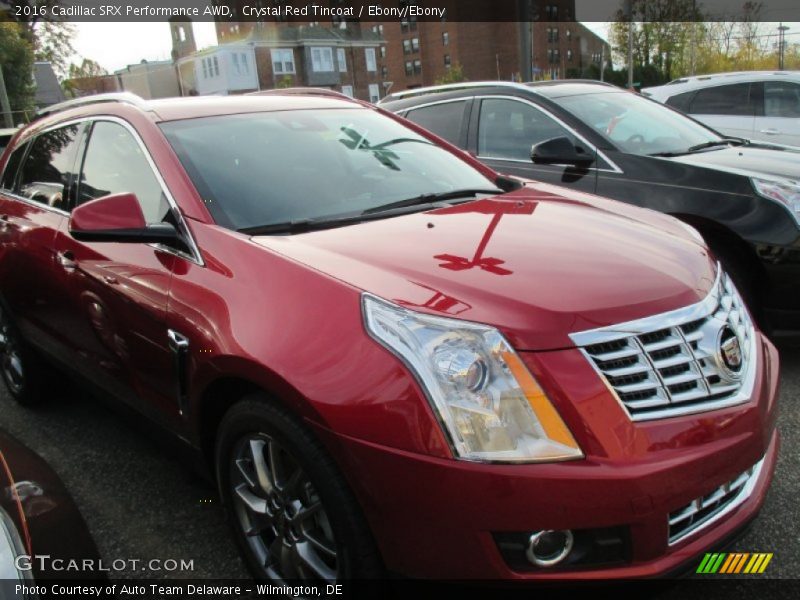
[3,115,204,266]
[668,456,765,546]
[570,269,722,347]
[399,94,623,175]
[0,190,70,217]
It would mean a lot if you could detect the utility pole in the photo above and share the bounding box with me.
[0,67,14,128]
[626,0,634,90]
[690,0,697,76]
[778,24,790,70]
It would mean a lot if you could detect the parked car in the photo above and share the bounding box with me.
[643,71,800,147]
[0,429,103,594]
[379,81,800,338]
[0,91,779,583]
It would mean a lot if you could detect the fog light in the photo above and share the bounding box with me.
[525,530,574,567]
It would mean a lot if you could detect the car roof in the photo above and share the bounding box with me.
[643,70,800,98]
[29,91,367,129]
[379,80,621,109]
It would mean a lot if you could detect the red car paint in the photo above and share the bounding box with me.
[0,94,779,580]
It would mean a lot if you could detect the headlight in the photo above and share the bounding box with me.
[362,294,583,463]
[752,177,800,225]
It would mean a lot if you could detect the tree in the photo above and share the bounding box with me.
[0,22,36,122]
[33,21,76,80]
[62,58,109,97]
[435,63,467,85]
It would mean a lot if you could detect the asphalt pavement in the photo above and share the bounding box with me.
[0,345,798,589]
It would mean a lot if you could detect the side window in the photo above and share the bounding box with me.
[764,81,800,118]
[79,121,170,224]
[405,101,468,146]
[478,98,577,161]
[0,142,28,191]
[665,91,695,113]
[17,124,82,210]
[689,83,756,116]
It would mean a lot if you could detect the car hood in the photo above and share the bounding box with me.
[253,184,716,351]
[666,143,800,180]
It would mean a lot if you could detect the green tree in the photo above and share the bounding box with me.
[62,58,108,97]
[33,21,76,80]
[435,63,467,85]
[0,22,35,123]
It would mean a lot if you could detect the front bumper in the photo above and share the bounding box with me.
[316,334,780,580]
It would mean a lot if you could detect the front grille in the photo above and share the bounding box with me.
[570,268,757,421]
[668,457,764,545]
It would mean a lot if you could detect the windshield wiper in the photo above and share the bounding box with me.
[650,138,748,157]
[360,188,503,215]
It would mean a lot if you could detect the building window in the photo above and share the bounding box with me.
[566,29,572,41]
[567,49,573,62]
[546,5,559,20]
[413,59,422,75]
[365,48,377,71]
[444,54,451,68]
[213,56,220,76]
[403,40,412,55]
[271,49,295,74]
[337,48,347,72]
[411,38,419,52]
[233,53,240,74]
[311,47,334,72]
[341,85,353,97]
[241,53,249,74]
[202,58,208,79]
[405,61,413,76]
[442,32,449,46]
[381,66,388,78]
[369,83,380,103]
[380,46,386,58]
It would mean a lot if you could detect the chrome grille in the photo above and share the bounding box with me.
[570,268,757,421]
[668,457,764,545]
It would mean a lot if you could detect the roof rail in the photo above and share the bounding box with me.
[34,93,148,121]
[247,87,355,101]
[380,81,531,103]
[525,79,617,88]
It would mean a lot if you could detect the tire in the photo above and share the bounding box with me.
[215,395,384,586]
[0,304,48,406]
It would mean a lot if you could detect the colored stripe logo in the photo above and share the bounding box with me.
[697,552,773,574]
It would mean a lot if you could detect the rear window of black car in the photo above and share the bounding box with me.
[404,101,468,145]
[160,108,493,231]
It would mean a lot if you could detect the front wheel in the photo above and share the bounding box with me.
[0,304,48,406]
[215,396,383,585]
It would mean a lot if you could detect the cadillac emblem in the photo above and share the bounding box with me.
[719,326,743,375]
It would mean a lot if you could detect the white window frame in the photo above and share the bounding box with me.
[271,48,295,74]
[232,53,241,75]
[337,48,347,73]
[311,47,334,72]
[365,48,377,72]
[341,85,354,98]
[368,83,380,103]
[212,56,220,77]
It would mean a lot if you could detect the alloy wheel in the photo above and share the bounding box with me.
[0,306,25,395]
[230,434,340,583]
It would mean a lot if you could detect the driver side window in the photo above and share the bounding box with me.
[78,121,171,224]
[478,98,577,161]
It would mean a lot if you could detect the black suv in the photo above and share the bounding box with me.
[380,81,800,338]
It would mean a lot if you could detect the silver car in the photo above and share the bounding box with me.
[643,71,800,148]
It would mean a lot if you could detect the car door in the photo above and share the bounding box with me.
[0,123,83,357]
[468,96,599,194]
[686,82,758,140]
[755,80,800,147]
[52,119,183,427]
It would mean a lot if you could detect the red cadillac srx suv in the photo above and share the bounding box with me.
[0,91,779,583]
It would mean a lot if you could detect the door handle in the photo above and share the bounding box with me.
[56,250,77,271]
[103,276,119,285]
[760,128,781,135]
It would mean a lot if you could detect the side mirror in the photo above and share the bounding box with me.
[69,192,180,245]
[531,137,594,168]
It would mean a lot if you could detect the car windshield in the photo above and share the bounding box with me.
[556,91,724,156]
[160,108,496,231]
